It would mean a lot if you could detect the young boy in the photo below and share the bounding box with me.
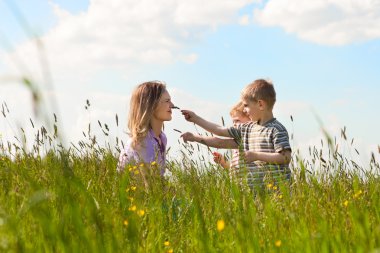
[181,79,291,188]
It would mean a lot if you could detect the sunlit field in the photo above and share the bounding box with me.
[1,1,380,252]
[0,116,379,253]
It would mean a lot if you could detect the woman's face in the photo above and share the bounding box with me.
[153,90,174,122]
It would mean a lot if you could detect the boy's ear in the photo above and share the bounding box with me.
[258,99,265,110]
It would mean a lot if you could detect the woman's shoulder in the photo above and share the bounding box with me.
[119,138,144,159]
[160,131,167,145]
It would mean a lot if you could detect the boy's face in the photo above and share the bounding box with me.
[231,112,250,127]
[242,99,261,121]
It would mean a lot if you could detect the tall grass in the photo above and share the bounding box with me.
[1,4,379,251]
[0,119,379,252]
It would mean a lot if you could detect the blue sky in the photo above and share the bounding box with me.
[0,0,379,165]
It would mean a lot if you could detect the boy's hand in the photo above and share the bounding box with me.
[181,110,198,122]
[244,151,256,163]
[181,132,197,143]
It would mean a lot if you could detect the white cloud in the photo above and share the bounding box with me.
[180,53,199,64]
[253,0,380,45]
[1,0,259,81]
[64,91,128,143]
[174,0,256,27]
[239,15,251,26]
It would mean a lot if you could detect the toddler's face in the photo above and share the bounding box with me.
[231,112,250,127]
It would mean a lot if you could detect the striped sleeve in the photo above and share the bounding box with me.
[227,126,241,145]
[273,127,291,152]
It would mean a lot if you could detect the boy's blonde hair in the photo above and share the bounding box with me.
[229,101,245,117]
[128,81,166,148]
[241,79,276,109]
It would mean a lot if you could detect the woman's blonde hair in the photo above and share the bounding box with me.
[128,81,167,148]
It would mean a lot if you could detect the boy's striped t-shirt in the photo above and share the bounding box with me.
[227,118,291,187]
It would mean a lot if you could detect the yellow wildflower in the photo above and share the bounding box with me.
[353,190,363,199]
[167,249,173,253]
[137,210,145,217]
[126,186,136,192]
[272,186,278,190]
[275,240,281,247]
[164,241,170,246]
[139,163,144,167]
[134,170,140,175]
[278,194,283,199]
[267,183,273,189]
[129,205,137,211]
[343,200,349,207]
[151,161,157,166]
[123,219,128,226]
[217,220,225,232]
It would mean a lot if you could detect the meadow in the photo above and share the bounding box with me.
[0,117,379,253]
[1,3,380,252]
[1,77,378,252]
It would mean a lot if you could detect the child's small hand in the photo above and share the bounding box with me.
[213,152,228,168]
[212,152,223,164]
[181,110,197,122]
[181,132,196,143]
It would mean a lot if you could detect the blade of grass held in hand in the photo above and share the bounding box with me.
[173,129,182,133]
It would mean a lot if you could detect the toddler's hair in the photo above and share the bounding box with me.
[230,101,245,117]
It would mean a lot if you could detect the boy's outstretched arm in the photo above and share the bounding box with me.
[245,149,291,164]
[181,132,238,149]
[181,110,230,137]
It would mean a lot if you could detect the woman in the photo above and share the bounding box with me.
[117,81,174,176]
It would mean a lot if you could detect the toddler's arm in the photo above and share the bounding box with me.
[181,110,231,137]
[181,132,238,149]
